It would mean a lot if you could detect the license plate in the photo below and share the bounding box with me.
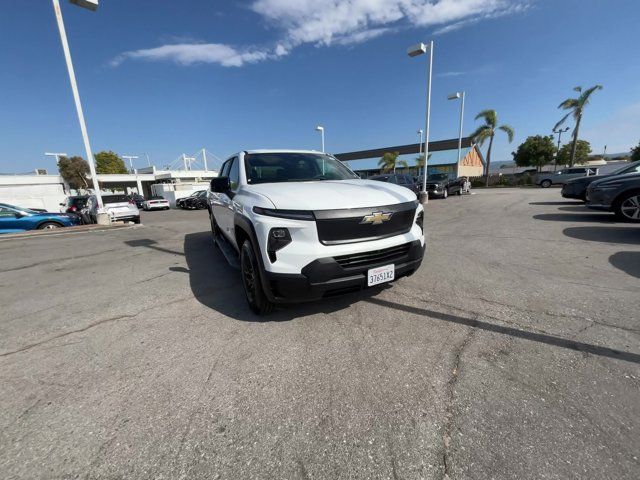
[367,264,395,287]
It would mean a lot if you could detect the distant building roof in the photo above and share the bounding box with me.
[427,147,472,166]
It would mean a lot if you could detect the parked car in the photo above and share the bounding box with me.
[208,150,425,314]
[536,167,598,188]
[142,196,170,211]
[128,193,146,208]
[423,173,461,198]
[562,160,640,201]
[177,190,208,209]
[0,202,81,234]
[369,174,420,195]
[61,195,90,214]
[586,172,640,222]
[88,194,141,224]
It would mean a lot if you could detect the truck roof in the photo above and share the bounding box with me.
[243,149,325,155]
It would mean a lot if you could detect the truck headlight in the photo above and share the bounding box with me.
[415,211,424,233]
[267,228,292,262]
[253,206,314,221]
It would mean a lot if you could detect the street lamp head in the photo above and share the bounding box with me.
[417,129,423,135]
[70,0,98,11]
[407,43,427,57]
[315,125,324,132]
[447,92,461,100]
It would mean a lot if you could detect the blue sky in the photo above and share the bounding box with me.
[1,0,639,174]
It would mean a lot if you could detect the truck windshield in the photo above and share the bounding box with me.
[244,153,358,184]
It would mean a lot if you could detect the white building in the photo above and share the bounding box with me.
[0,167,218,211]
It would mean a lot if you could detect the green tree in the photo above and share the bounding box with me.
[378,151,407,173]
[58,156,89,190]
[95,151,128,174]
[512,135,557,172]
[557,140,592,165]
[554,84,602,167]
[414,152,432,175]
[630,140,640,162]
[470,109,515,186]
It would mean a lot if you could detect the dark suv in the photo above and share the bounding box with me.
[562,160,640,201]
[369,174,419,195]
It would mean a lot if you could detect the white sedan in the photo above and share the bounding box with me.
[142,196,170,211]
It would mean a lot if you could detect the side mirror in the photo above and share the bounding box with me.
[210,176,230,193]
[14,212,26,218]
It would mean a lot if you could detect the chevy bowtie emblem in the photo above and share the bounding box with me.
[361,211,393,225]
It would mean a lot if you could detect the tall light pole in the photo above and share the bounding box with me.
[552,126,570,172]
[447,91,466,177]
[45,152,68,166]
[123,155,142,195]
[123,155,139,173]
[408,41,433,204]
[315,125,325,153]
[52,0,104,215]
[417,130,423,176]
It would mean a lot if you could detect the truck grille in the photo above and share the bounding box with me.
[315,201,417,245]
[334,243,412,269]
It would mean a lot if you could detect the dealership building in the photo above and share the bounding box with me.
[0,166,218,211]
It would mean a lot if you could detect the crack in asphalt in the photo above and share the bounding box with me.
[0,248,122,273]
[0,294,198,358]
[441,326,477,480]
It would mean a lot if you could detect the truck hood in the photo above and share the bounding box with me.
[246,180,416,210]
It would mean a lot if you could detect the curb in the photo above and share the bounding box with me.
[0,223,141,241]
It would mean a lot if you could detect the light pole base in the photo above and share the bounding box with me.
[419,192,429,205]
[96,213,111,226]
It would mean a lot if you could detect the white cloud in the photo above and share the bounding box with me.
[112,0,529,67]
[111,43,272,67]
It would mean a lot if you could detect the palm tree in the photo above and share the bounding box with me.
[378,151,407,173]
[470,110,515,186]
[415,153,432,177]
[554,85,603,167]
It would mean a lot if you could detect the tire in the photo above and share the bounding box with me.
[37,221,62,230]
[456,188,462,196]
[614,191,640,223]
[132,217,141,224]
[442,189,448,199]
[540,179,552,188]
[240,240,275,315]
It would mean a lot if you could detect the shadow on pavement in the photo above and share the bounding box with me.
[563,226,640,245]
[609,251,640,279]
[529,201,584,206]
[533,213,615,223]
[127,232,380,322]
[365,297,640,365]
[557,206,590,213]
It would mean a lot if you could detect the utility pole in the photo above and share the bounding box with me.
[552,126,570,172]
[45,152,68,166]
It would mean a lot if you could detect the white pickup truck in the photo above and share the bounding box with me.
[536,166,599,188]
[207,150,426,314]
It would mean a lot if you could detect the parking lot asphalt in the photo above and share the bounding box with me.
[1,188,639,479]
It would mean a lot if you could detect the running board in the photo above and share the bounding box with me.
[215,234,240,270]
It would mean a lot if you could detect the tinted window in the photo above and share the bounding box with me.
[0,206,15,217]
[102,195,130,204]
[228,158,239,191]
[244,152,357,184]
[220,160,231,178]
[69,197,89,209]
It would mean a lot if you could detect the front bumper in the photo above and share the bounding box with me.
[262,240,425,303]
[585,188,613,211]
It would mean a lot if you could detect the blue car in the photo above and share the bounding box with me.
[0,203,81,234]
